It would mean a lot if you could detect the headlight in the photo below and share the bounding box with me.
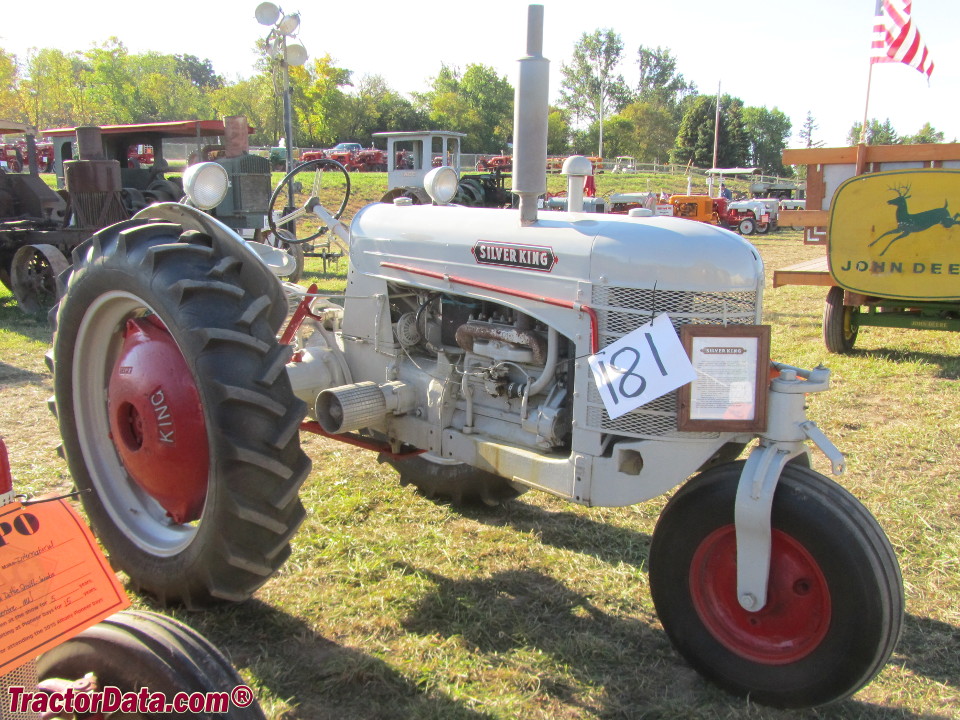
[182,162,229,210]
[423,166,459,205]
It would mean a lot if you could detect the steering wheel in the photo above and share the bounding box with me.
[267,158,351,244]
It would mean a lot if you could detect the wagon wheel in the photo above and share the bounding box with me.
[268,158,351,244]
[10,243,69,315]
[383,453,526,507]
[649,461,902,708]
[50,219,309,606]
[37,610,266,719]
[823,286,859,353]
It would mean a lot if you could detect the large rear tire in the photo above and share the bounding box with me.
[51,219,310,606]
[649,461,903,708]
[37,610,266,719]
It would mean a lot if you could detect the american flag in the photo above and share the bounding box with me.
[871,0,935,80]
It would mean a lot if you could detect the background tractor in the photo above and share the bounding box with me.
[46,5,903,711]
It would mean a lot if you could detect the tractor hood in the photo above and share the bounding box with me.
[348,203,764,296]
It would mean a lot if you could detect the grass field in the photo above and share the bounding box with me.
[1,179,958,719]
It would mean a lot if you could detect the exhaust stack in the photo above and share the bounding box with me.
[513,5,549,225]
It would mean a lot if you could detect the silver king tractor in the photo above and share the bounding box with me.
[47,5,903,710]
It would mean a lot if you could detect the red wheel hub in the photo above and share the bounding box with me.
[690,525,830,665]
[107,317,209,523]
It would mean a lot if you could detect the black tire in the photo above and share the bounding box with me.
[51,219,309,606]
[379,186,432,205]
[649,461,903,709]
[738,218,755,235]
[384,454,525,507]
[823,285,859,353]
[755,221,770,234]
[36,610,266,719]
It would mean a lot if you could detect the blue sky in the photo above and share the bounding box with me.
[4,0,957,147]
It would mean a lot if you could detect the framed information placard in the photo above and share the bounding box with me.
[677,325,770,432]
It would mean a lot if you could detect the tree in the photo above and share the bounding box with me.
[903,122,944,144]
[847,118,899,145]
[293,54,352,148]
[618,101,676,163]
[0,49,25,122]
[558,29,631,157]
[546,107,571,156]
[742,106,791,175]
[415,64,513,152]
[636,45,696,113]
[175,54,223,90]
[337,74,425,145]
[671,94,749,168]
[799,111,824,149]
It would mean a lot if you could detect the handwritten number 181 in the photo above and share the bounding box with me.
[595,332,668,405]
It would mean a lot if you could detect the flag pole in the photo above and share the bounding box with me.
[860,61,874,145]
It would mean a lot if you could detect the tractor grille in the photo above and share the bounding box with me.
[587,285,759,439]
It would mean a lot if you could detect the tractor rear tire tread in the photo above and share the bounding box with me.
[51,220,309,607]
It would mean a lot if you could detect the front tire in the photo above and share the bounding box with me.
[738,218,755,235]
[37,610,266,719]
[823,285,859,353]
[52,220,310,606]
[649,461,902,708]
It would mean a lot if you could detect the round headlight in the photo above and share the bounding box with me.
[182,162,229,210]
[423,166,459,205]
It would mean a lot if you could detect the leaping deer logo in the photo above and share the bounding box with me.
[869,184,960,256]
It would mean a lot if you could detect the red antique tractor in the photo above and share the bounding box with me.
[475,154,512,172]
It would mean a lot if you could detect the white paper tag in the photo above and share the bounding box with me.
[588,313,697,420]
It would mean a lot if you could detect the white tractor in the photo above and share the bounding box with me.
[47,5,902,710]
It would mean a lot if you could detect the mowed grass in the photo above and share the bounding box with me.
[1,177,958,719]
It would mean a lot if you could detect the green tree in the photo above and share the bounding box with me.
[415,64,513,152]
[671,94,749,168]
[903,122,944,144]
[210,74,277,146]
[636,45,695,113]
[83,38,137,124]
[847,118,899,145]
[546,107,572,156]
[174,54,223,90]
[558,29,631,157]
[743,106,791,175]
[618,101,676,163]
[0,49,25,122]
[799,111,823,149]
[337,74,425,145]
[292,54,352,148]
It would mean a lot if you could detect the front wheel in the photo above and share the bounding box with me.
[51,219,310,606]
[649,461,903,708]
[738,218,756,235]
[37,610,266,719]
[823,285,859,353]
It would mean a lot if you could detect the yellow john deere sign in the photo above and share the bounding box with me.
[829,168,960,301]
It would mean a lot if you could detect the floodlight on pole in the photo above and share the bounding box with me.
[253,4,307,178]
